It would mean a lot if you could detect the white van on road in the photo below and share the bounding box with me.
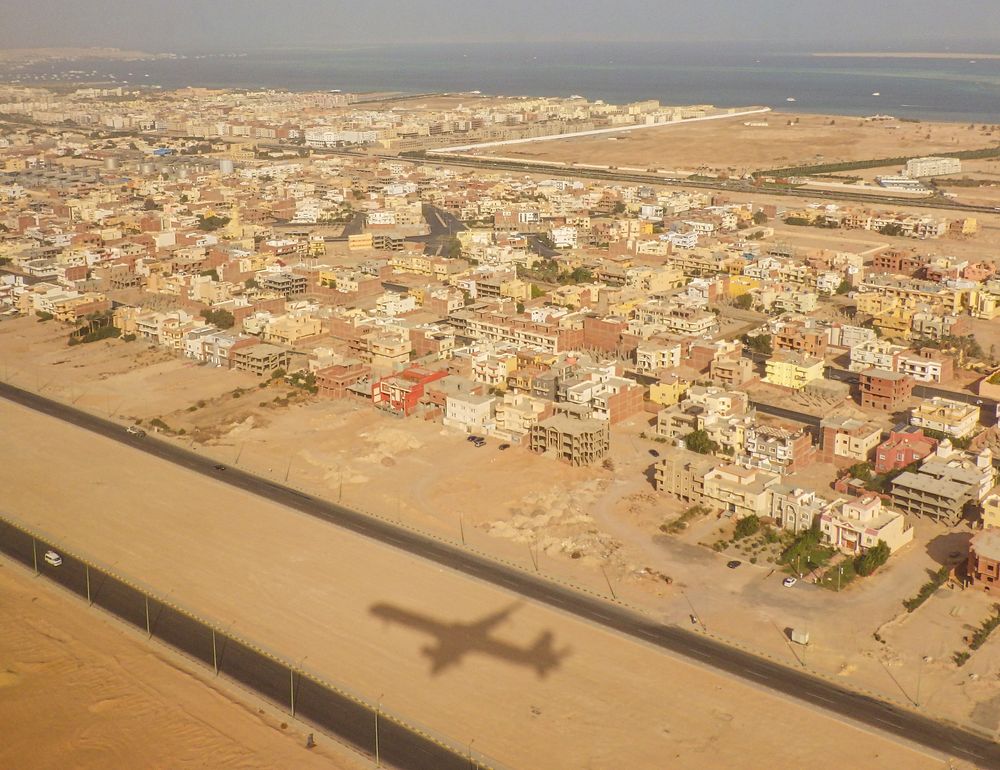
[43,550,62,567]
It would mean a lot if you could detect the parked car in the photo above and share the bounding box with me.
[727,560,742,569]
[126,425,146,437]
[498,444,510,451]
[43,550,62,567]
[782,576,797,588]
[649,449,660,457]
[472,438,486,447]
[213,464,226,471]
[466,435,478,443]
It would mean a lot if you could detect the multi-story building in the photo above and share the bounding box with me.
[819,495,914,556]
[763,351,824,390]
[653,452,717,504]
[371,366,448,416]
[905,156,961,177]
[874,428,938,474]
[701,464,781,520]
[968,528,1000,593]
[769,485,835,534]
[820,416,882,463]
[743,424,817,474]
[859,368,914,411]
[890,446,995,525]
[656,386,754,455]
[909,397,980,439]
[529,413,610,466]
[230,341,292,376]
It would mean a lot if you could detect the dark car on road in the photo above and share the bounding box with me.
[727,560,742,569]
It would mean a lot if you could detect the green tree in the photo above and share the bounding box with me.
[201,308,235,329]
[752,210,768,225]
[684,430,719,455]
[734,293,754,310]
[855,540,890,576]
[741,334,772,356]
[734,515,761,540]
[848,462,872,482]
[835,280,851,295]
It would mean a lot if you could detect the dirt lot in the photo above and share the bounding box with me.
[0,558,360,770]
[0,399,963,770]
[474,113,993,175]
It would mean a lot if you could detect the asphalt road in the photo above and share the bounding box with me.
[406,152,1000,215]
[2,381,999,767]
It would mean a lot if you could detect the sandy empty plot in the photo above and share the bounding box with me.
[477,113,989,174]
[0,399,957,770]
[0,558,361,770]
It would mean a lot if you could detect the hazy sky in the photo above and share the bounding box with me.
[2,0,999,52]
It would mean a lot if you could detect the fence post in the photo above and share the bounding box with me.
[32,538,37,574]
[85,564,91,605]
[289,668,296,717]
[144,595,151,637]
[212,629,218,675]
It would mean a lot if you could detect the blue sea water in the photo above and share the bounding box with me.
[7,42,1000,124]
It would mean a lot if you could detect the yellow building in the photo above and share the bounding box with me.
[348,233,374,251]
[872,307,913,342]
[727,274,759,297]
[764,352,824,390]
[649,375,690,407]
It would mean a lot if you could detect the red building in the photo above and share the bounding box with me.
[371,366,448,416]
[859,368,913,411]
[315,362,369,400]
[968,529,1000,593]
[873,428,938,474]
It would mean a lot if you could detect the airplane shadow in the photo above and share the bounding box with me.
[369,601,571,678]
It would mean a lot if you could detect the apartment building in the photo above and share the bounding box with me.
[656,386,754,455]
[744,424,817,474]
[701,464,781,520]
[315,362,369,399]
[653,452,714,502]
[905,156,961,177]
[859,368,914,411]
[494,392,553,442]
[774,323,828,359]
[763,351,824,390]
[444,392,497,433]
[820,416,882,463]
[230,342,292,376]
[909,397,980,439]
[890,447,995,525]
[529,413,610,466]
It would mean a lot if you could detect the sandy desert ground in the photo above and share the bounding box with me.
[466,112,997,175]
[0,398,966,770]
[0,556,364,770]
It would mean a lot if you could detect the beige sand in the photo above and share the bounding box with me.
[472,113,992,175]
[0,557,363,770]
[0,399,959,770]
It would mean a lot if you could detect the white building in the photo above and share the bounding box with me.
[905,157,961,178]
